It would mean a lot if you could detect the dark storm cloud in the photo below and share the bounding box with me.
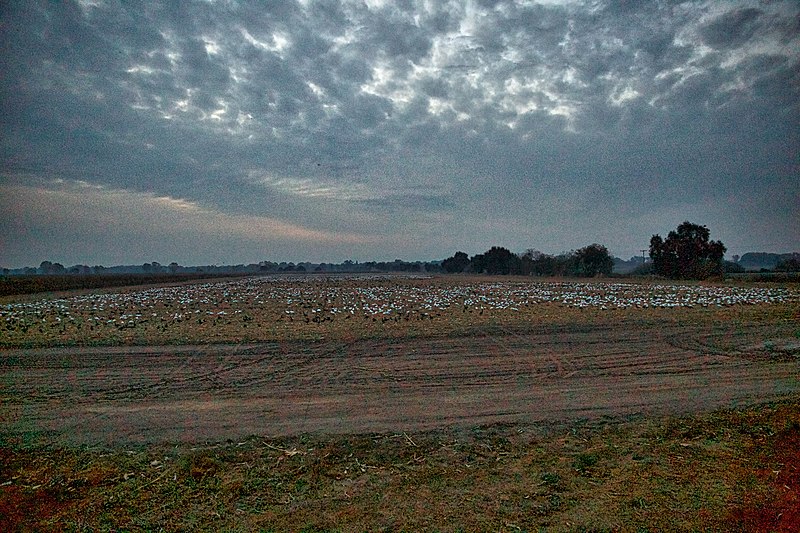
[699,7,763,49]
[1,0,798,267]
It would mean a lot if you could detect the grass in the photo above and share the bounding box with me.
[2,398,799,531]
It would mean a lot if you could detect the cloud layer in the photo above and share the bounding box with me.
[2,0,798,267]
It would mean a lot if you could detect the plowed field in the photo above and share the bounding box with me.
[3,317,798,445]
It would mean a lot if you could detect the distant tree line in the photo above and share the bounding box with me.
[1,259,443,277]
[775,257,800,272]
[3,221,795,282]
[442,244,614,277]
[441,222,744,281]
[731,252,800,272]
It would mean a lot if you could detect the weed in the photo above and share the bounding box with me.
[573,453,599,474]
[541,471,560,486]
[630,497,648,510]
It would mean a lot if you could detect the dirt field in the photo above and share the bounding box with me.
[2,276,800,530]
[3,317,798,445]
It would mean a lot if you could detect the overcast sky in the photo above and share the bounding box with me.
[1,0,798,268]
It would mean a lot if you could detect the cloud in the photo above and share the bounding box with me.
[1,0,798,266]
[700,7,763,49]
[0,180,375,267]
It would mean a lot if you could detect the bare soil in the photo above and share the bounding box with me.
[3,321,798,445]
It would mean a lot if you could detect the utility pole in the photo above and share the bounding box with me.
[640,249,648,264]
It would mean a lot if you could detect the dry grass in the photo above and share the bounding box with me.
[2,398,799,531]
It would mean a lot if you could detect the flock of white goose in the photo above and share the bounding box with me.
[2,276,797,331]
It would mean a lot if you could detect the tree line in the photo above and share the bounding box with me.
[5,222,794,283]
[2,259,443,277]
[442,243,615,277]
[443,222,758,280]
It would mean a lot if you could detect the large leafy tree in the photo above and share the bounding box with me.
[483,246,521,275]
[649,222,726,279]
[573,243,614,277]
[442,251,471,273]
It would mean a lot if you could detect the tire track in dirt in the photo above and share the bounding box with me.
[1,323,798,444]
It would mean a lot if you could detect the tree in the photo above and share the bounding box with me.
[649,222,726,279]
[573,244,613,277]
[519,250,536,276]
[467,247,521,275]
[519,250,568,277]
[775,258,800,272]
[482,246,520,275]
[469,253,486,273]
[39,261,65,275]
[442,251,471,273]
[723,260,745,274]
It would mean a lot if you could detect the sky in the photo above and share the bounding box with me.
[1,0,798,268]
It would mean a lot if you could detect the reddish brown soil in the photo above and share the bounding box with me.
[2,322,798,445]
[730,419,800,531]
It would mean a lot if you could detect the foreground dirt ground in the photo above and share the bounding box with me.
[2,315,799,444]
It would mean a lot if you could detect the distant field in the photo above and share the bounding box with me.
[0,272,252,298]
[2,273,798,347]
[1,274,799,530]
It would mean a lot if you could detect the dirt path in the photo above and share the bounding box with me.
[2,323,798,445]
